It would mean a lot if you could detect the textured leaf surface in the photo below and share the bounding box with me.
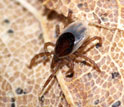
[1,0,124,107]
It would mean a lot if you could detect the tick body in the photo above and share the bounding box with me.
[28,21,102,100]
[51,21,88,68]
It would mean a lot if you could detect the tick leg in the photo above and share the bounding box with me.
[39,61,63,100]
[76,55,101,72]
[82,44,97,54]
[64,9,73,28]
[55,24,60,37]
[39,69,57,101]
[28,52,53,69]
[79,36,102,54]
[44,42,55,52]
[42,0,50,5]
[84,36,102,46]
[64,57,74,77]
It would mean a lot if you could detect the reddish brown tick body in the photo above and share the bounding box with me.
[28,21,102,99]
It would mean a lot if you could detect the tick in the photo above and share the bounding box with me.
[28,21,102,100]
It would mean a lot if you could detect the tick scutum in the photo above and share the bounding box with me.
[55,32,75,57]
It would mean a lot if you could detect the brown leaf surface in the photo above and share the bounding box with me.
[1,0,124,107]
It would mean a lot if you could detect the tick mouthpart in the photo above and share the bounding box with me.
[51,55,59,69]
